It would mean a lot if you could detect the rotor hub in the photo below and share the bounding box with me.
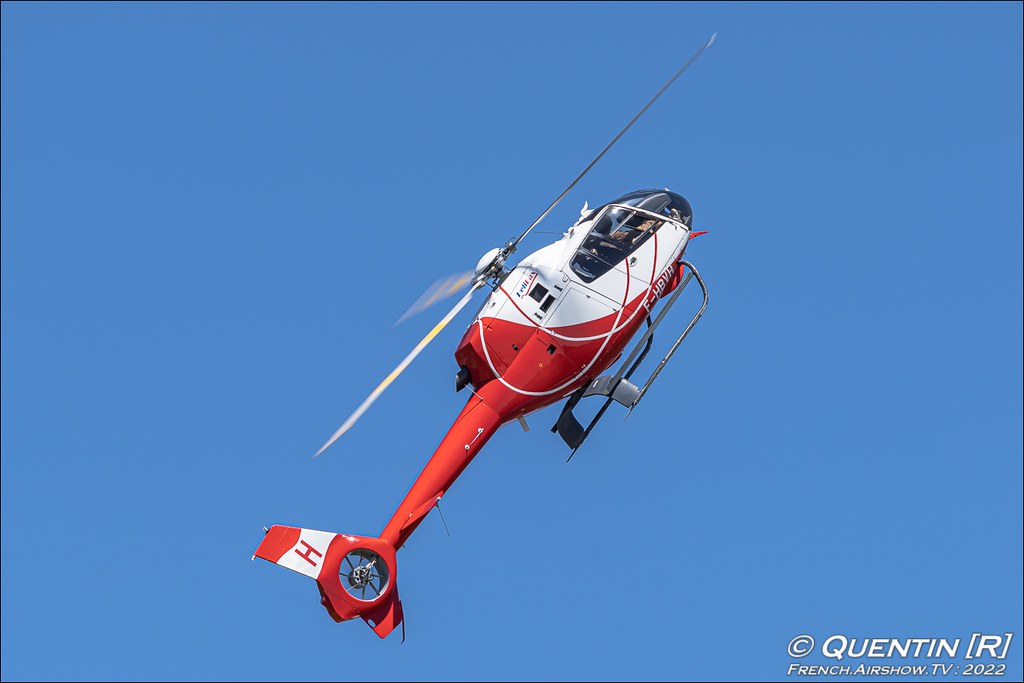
[475,247,505,279]
[339,549,389,601]
[348,564,374,588]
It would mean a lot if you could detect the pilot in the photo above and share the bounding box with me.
[627,218,657,246]
[609,226,634,246]
[606,218,656,250]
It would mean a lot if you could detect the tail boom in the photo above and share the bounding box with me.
[255,383,523,638]
[381,390,504,548]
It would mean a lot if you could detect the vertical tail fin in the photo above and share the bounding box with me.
[253,525,404,639]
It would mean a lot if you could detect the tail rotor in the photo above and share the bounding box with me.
[253,525,404,639]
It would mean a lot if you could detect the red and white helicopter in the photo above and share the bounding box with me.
[253,34,716,639]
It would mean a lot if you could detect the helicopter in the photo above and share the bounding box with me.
[253,33,716,639]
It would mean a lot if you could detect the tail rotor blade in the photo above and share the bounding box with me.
[314,282,483,457]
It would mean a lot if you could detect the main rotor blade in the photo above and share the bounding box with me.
[395,270,475,325]
[314,282,483,457]
[508,32,717,252]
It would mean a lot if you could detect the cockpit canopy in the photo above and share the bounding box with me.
[570,189,692,283]
[606,189,693,228]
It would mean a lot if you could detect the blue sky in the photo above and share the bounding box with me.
[2,3,1021,681]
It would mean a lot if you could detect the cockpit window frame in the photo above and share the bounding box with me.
[605,203,689,230]
[568,204,670,284]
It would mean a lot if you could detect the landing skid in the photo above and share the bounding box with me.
[552,259,709,458]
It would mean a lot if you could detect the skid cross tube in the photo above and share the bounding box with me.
[555,259,708,457]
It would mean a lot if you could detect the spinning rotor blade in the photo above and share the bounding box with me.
[395,270,475,325]
[505,32,717,256]
[314,282,483,457]
[313,35,717,458]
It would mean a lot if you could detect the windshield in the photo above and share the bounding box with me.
[570,206,662,283]
[569,189,692,283]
